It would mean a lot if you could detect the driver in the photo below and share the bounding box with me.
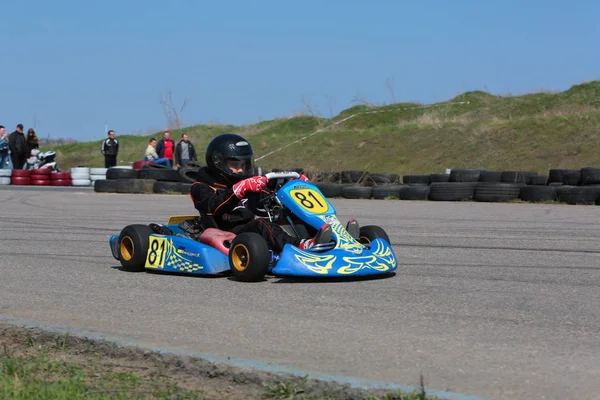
[188,133,333,252]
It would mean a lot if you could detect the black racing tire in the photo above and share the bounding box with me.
[229,232,270,282]
[449,168,485,182]
[399,185,430,200]
[315,183,345,198]
[501,171,537,184]
[478,171,503,182]
[358,225,391,245]
[561,171,581,186]
[136,167,181,182]
[368,172,400,185]
[342,185,372,199]
[154,181,183,194]
[519,186,557,202]
[474,182,523,202]
[94,179,117,193]
[180,183,192,194]
[428,182,477,201]
[116,179,156,194]
[403,174,430,185]
[185,161,205,168]
[371,185,404,199]
[341,170,369,184]
[556,185,600,205]
[118,224,153,272]
[178,167,199,184]
[106,168,136,180]
[547,169,572,184]
[579,167,600,185]
[429,173,450,183]
[310,171,340,183]
[526,175,548,185]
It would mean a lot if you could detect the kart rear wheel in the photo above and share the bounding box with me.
[358,225,391,245]
[229,232,270,282]
[118,224,153,272]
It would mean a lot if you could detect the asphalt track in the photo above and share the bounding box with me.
[0,186,599,400]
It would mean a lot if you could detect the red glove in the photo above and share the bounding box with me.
[232,176,268,199]
[297,174,309,182]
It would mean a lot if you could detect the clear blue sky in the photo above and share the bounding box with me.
[1,0,598,142]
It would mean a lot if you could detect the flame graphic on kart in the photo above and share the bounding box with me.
[292,230,396,275]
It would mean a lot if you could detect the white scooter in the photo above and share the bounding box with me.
[24,149,59,171]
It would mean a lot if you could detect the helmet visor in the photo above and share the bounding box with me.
[220,155,255,178]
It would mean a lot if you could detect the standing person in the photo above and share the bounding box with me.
[101,130,119,168]
[155,131,175,168]
[25,128,39,154]
[8,124,27,170]
[175,133,197,168]
[0,125,11,169]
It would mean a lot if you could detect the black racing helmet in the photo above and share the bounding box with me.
[205,133,256,184]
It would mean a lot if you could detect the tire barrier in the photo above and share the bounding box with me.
[86,164,600,205]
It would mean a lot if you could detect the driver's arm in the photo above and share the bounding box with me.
[190,182,240,217]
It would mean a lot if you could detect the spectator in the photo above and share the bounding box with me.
[155,131,175,168]
[144,138,172,167]
[175,133,197,168]
[101,130,119,168]
[8,124,27,170]
[26,128,39,155]
[0,125,11,169]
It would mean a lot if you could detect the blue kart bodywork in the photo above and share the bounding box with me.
[110,177,398,278]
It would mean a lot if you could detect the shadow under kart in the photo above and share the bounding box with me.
[109,172,398,282]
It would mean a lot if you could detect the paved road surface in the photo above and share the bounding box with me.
[0,187,598,399]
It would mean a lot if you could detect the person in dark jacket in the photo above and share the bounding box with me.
[187,133,334,253]
[174,133,197,168]
[8,124,27,170]
[101,130,119,168]
[25,128,40,155]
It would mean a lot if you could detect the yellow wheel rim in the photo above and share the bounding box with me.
[359,235,371,244]
[231,244,250,272]
[120,237,134,261]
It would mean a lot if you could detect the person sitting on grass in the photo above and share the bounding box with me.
[144,138,171,167]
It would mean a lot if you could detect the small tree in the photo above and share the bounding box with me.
[159,89,192,129]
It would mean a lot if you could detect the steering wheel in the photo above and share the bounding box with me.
[245,171,300,218]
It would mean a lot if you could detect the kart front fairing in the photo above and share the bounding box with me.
[271,180,398,277]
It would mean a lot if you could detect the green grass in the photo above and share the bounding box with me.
[43,81,600,175]
[0,352,203,399]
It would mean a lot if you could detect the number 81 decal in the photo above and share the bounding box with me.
[145,236,168,269]
[289,188,329,214]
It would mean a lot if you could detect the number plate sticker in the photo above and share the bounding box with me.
[289,188,329,214]
[145,236,168,269]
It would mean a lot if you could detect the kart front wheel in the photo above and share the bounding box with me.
[118,224,153,272]
[359,225,391,245]
[229,232,270,282]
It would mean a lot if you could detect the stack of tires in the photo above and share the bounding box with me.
[50,171,72,186]
[89,168,107,184]
[30,168,52,185]
[541,167,600,205]
[0,169,11,186]
[94,165,196,194]
[11,170,32,185]
[70,167,92,187]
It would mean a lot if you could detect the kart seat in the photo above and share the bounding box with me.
[199,228,236,256]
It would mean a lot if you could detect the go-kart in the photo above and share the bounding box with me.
[109,171,398,281]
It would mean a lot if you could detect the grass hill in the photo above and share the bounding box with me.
[44,81,600,175]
